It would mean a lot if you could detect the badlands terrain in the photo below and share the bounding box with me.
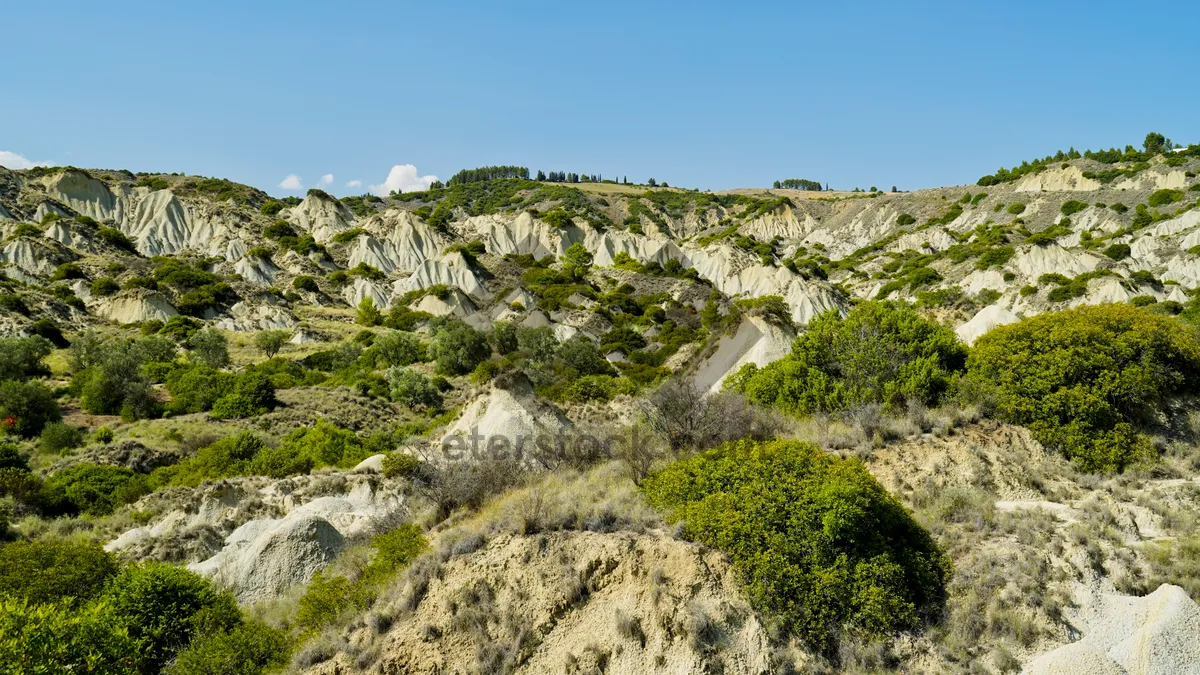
[3,137,1200,674]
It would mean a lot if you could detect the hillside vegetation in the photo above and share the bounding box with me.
[3,134,1200,673]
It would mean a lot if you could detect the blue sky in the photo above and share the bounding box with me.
[3,0,1198,195]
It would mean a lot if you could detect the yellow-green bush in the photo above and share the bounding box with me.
[726,301,967,414]
[967,304,1200,471]
[642,438,950,653]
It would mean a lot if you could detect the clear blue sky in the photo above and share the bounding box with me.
[4,0,1198,195]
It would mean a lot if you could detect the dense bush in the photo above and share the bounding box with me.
[292,275,319,292]
[39,421,84,454]
[252,329,289,358]
[42,464,150,516]
[1060,200,1088,216]
[643,438,950,653]
[967,304,1200,471]
[165,364,277,418]
[428,319,491,375]
[0,540,119,606]
[727,302,967,415]
[0,598,136,674]
[369,330,425,368]
[165,619,290,675]
[388,367,443,410]
[154,432,271,486]
[90,277,121,296]
[1006,202,1026,215]
[98,227,136,251]
[103,562,241,674]
[0,379,61,437]
[0,335,52,380]
[1104,243,1131,260]
[1147,188,1184,208]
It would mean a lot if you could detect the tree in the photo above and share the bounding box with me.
[490,320,518,355]
[188,328,230,369]
[892,185,898,193]
[561,242,593,280]
[356,297,382,326]
[388,367,442,409]
[647,178,656,187]
[1144,131,1170,155]
[428,320,491,375]
[252,330,289,358]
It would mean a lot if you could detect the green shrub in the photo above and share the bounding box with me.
[98,227,136,251]
[0,598,136,674]
[975,246,1015,270]
[259,200,284,216]
[165,619,290,675]
[896,213,916,226]
[1006,203,1026,215]
[1060,200,1088,216]
[295,572,356,633]
[966,304,1200,471]
[210,371,278,419]
[1130,295,1157,307]
[42,464,149,516]
[39,421,84,454]
[164,619,290,672]
[95,426,114,444]
[292,275,319,292]
[50,262,86,281]
[0,442,30,472]
[727,302,967,415]
[103,562,241,674]
[276,419,369,469]
[1110,203,1129,214]
[356,297,382,326]
[296,524,426,633]
[1104,243,1131,260]
[90,277,120,296]
[1147,189,1184,207]
[0,540,119,606]
[262,220,296,239]
[0,293,28,314]
[381,452,422,479]
[30,318,69,348]
[642,438,950,652]
[165,365,237,414]
[155,432,266,487]
[0,379,61,438]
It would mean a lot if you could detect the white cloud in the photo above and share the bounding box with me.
[318,173,334,187]
[346,179,362,189]
[369,164,439,197]
[278,174,303,190]
[0,151,51,170]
